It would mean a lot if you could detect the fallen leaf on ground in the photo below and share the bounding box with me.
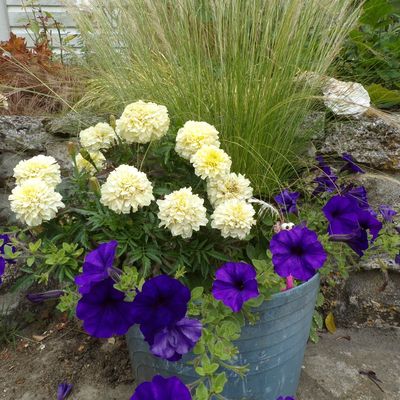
[325,311,337,334]
[336,335,351,341]
[32,334,48,342]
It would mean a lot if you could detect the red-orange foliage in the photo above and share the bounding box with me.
[0,33,79,115]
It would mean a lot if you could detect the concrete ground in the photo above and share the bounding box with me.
[72,327,400,399]
[298,327,400,400]
[1,325,398,399]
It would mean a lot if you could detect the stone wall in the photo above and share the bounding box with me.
[317,112,400,328]
[0,113,103,224]
[0,115,75,224]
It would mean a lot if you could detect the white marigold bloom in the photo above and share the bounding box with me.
[100,165,154,214]
[75,151,106,174]
[9,178,64,227]
[13,155,61,188]
[116,100,170,144]
[157,187,208,239]
[322,78,370,116]
[175,121,220,160]
[207,173,253,207]
[211,199,256,240]
[79,122,116,151]
[190,145,232,180]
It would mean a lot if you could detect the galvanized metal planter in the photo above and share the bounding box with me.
[126,273,320,400]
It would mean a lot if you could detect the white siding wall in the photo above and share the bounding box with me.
[1,0,79,48]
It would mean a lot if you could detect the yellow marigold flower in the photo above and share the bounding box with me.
[207,173,253,207]
[79,122,116,151]
[75,151,106,174]
[157,187,208,239]
[9,178,64,227]
[211,199,256,240]
[13,155,61,188]
[100,165,154,214]
[116,100,170,144]
[190,145,231,180]
[175,121,220,160]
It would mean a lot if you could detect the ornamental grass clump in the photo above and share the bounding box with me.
[2,101,399,399]
[72,0,361,194]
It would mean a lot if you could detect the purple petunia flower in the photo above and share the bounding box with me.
[322,195,360,234]
[142,317,202,361]
[323,195,382,256]
[357,209,382,241]
[276,397,295,400]
[76,277,137,338]
[270,226,327,281]
[340,153,365,174]
[57,382,73,400]
[315,155,331,175]
[274,190,300,215]
[0,234,16,285]
[328,228,369,257]
[379,205,397,223]
[343,185,369,209]
[131,275,191,333]
[75,240,118,294]
[395,253,400,265]
[0,258,4,285]
[26,290,64,303]
[212,262,259,312]
[0,234,14,256]
[0,258,5,285]
[130,375,191,400]
[312,167,338,196]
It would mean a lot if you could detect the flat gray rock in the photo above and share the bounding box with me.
[298,327,400,399]
[0,116,49,154]
[321,114,400,170]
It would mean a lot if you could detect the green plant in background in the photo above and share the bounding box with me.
[338,0,400,108]
[21,0,79,64]
[72,0,360,195]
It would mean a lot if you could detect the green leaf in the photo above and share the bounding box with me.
[245,294,265,308]
[29,239,42,253]
[63,34,78,43]
[195,367,206,377]
[26,257,35,267]
[10,274,35,292]
[29,20,40,36]
[360,0,394,26]
[316,292,324,307]
[3,245,17,259]
[313,310,323,329]
[193,339,205,355]
[368,83,400,108]
[251,259,269,272]
[203,362,219,375]
[191,287,204,301]
[211,372,227,394]
[309,326,319,343]
[195,382,209,400]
